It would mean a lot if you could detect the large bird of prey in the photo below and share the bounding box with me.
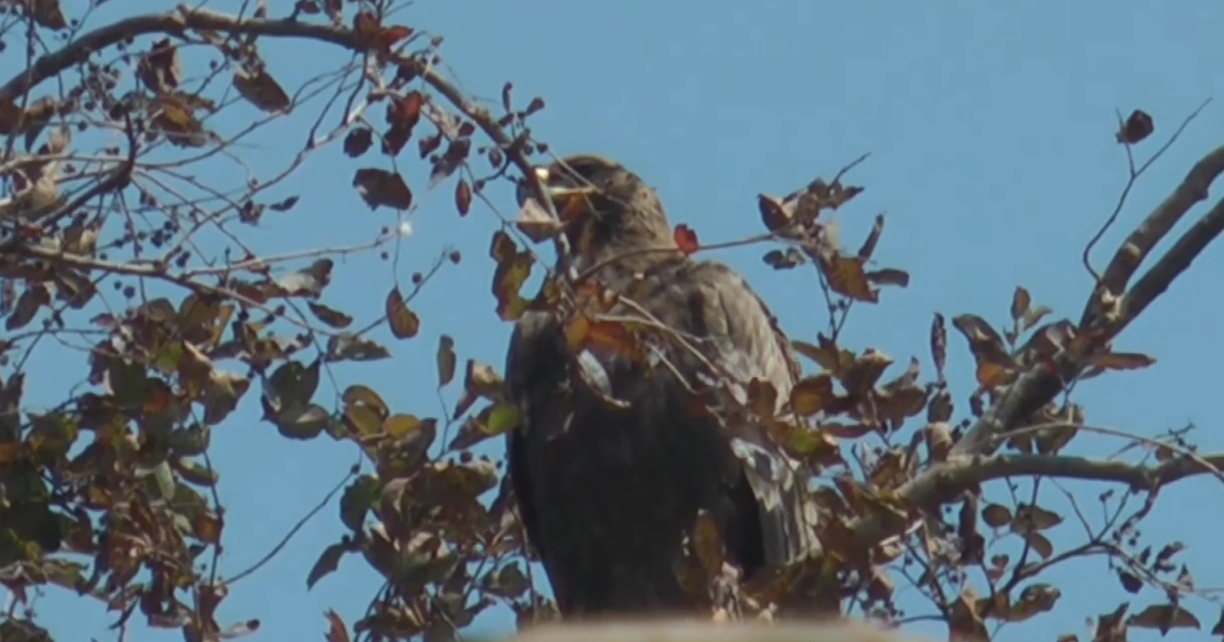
[504,155,820,617]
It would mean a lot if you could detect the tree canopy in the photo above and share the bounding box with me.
[0,2,1222,642]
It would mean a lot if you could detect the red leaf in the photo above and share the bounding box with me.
[455,179,472,216]
[376,25,414,48]
[673,224,700,255]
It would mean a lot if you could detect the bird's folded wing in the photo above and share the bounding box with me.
[643,260,822,566]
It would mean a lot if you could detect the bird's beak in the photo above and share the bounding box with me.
[516,167,598,243]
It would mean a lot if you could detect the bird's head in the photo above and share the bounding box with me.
[516,155,675,270]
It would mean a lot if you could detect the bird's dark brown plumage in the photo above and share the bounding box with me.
[505,155,820,618]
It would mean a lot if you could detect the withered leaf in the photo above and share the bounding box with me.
[233,68,291,113]
[1128,604,1200,633]
[762,248,805,270]
[1118,571,1143,594]
[789,374,833,417]
[856,214,885,260]
[792,335,855,377]
[26,0,68,29]
[436,335,456,388]
[307,301,354,329]
[1116,109,1155,145]
[489,231,534,321]
[822,254,878,303]
[757,194,793,233]
[326,333,391,362]
[1010,286,1032,321]
[277,259,333,298]
[343,128,373,157]
[387,91,423,131]
[821,422,873,439]
[485,563,531,599]
[1013,504,1063,532]
[952,313,1018,388]
[276,404,331,440]
[452,359,508,418]
[1090,352,1156,371]
[353,168,413,210]
[1021,532,1053,560]
[385,287,421,339]
[307,542,353,589]
[270,195,300,212]
[324,610,351,642]
[930,313,948,381]
[455,179,472,216]
[865,268,910,288]
[840,349,893,395]
[6,285,49,331]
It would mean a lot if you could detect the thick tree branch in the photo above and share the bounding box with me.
[1122,195,1224,324]
[845,450,1224,553]
[1080,143,1224,326]
[849,140,1224,552]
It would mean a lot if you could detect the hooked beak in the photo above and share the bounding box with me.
[516,166,598,243]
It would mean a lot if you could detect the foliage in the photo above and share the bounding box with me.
[0,2,1223,642]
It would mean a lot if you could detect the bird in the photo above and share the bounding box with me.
[504,154,822,618]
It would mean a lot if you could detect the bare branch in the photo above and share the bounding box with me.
[849,138,1224,555]
[1081,142,1224,326]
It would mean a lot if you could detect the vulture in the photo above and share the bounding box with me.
[505,155,820,618]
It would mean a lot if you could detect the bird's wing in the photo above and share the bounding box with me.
[636,259,821,567]
[503,310,562,555]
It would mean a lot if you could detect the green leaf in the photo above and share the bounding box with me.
[169,425,211,456]
[483,403,522,436]
[276,404,332,440]
[383,414,423,438]
[266,358,322,412]
[307,542,352,590]
[386,287,421,340]
[344,404,382,436]
[174,458,220,487]
[109,361,149,409]
[339,475,380,532]
[342,384,388,418]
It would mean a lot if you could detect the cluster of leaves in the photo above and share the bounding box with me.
[0,0,564,640]
[1,2,1223,642]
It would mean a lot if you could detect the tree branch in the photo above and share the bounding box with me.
[1080,143,1224,326]
[0,6,543,201]
[849,139,1224,553]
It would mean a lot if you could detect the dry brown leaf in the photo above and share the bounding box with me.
[386,287,421,339]
[1090,352,1156,371]
[353,168,413,210]
[822,254,878,303]
[1010,286,1031,321]
[436,335,456,388]
[981,504,1012,529]
[1128,603,1200,633]
[455,179,472,216]
[789,374,833,417]
[233,68,291,113]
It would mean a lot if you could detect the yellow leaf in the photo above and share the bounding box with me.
[789,374,833,417]
[483,403,523,436]
[383,414,423,437]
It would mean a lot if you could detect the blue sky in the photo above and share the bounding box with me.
[9,1,1224,641]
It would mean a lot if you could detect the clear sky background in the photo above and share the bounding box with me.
[7,1,1224,641]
